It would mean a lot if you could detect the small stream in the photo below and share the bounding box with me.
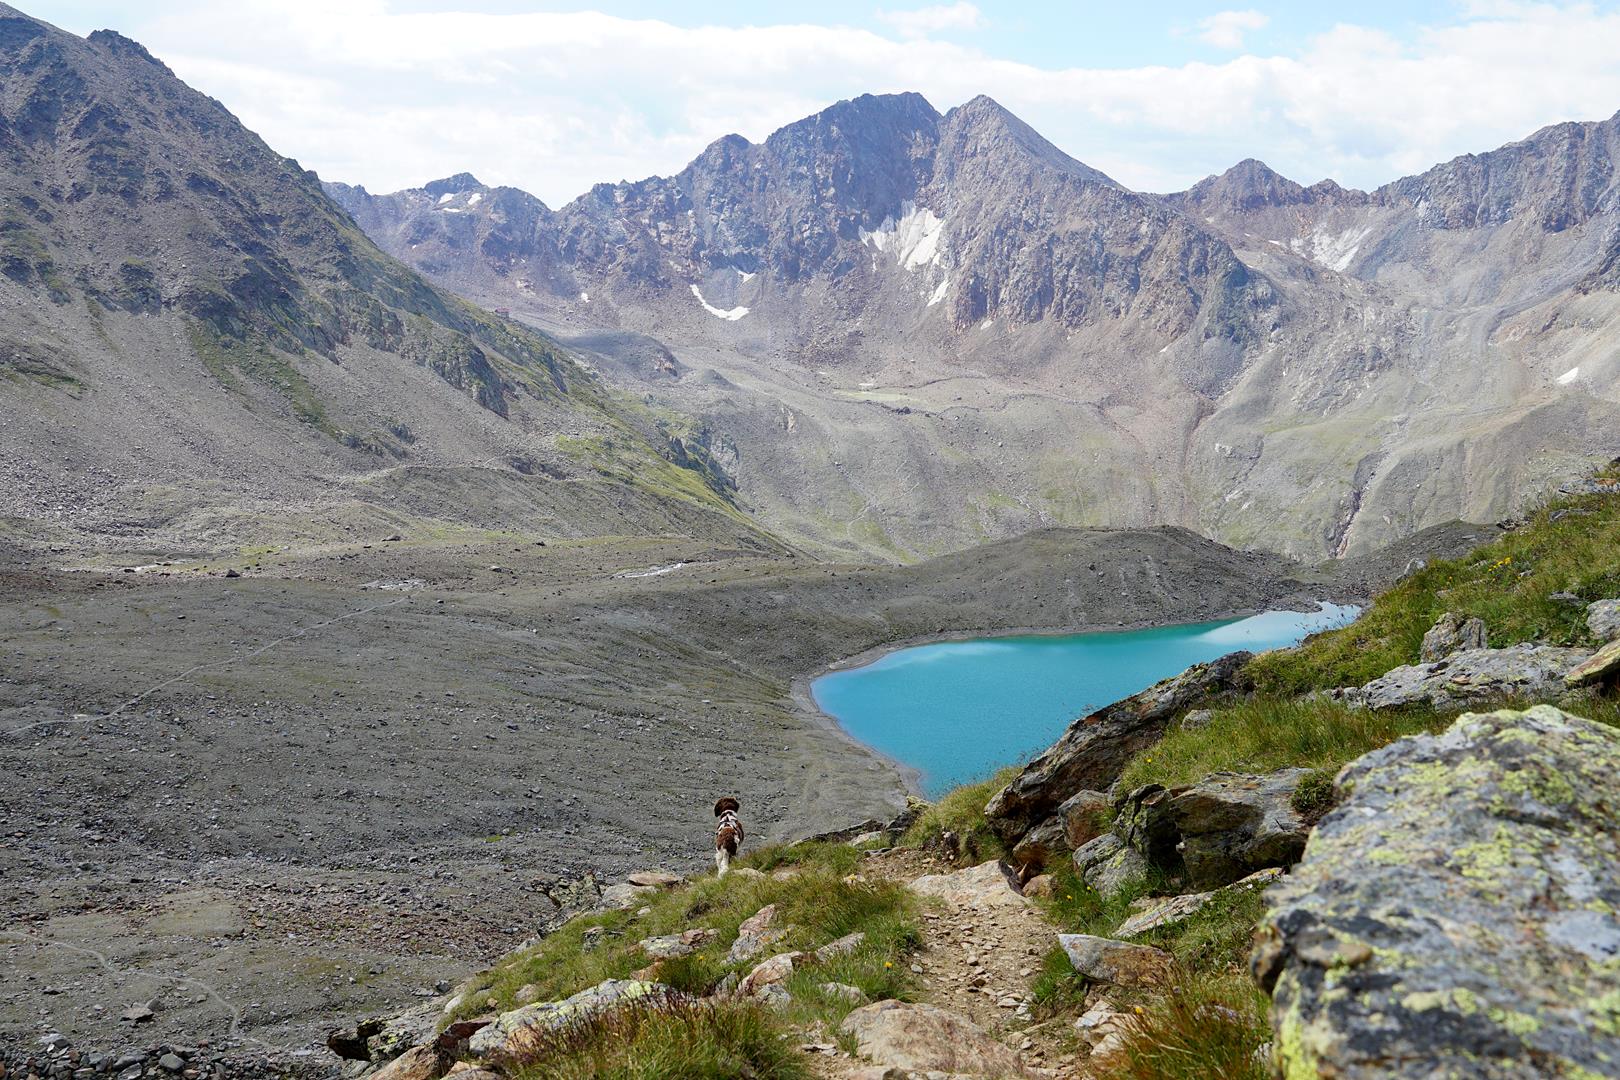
[810,603,1359,797]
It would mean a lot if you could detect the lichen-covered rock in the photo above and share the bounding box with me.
[1420,611,1488,661]
[1566,638,1620,688]
[1254,705,1620,1079]
[1357,644,1591,710]
[638,927,717,959]
[985,651,1254,844]
[1072,833,1150,898]
[1587,599,1620,643]
[467,979,670,1056]
[1058,934,1173,987]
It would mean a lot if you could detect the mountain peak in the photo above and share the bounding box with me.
[940,94,1117,187]
[424,172,484,198]
[1179,158,1310,212]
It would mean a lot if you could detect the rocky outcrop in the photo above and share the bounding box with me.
[985,652,1254,845]
[1058,934,1174,987]
[839,999,1035,1077]
[467,979,670,1056]
[1351,644,1591,710]
[1115,769,1312,890]
[1419,611,1488,661]
[1254,706,1620,1079]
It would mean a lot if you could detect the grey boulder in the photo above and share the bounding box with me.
[1114,768,1312,890]
[1587,598,1620,643]
[1254,705,1620,1079]
[1358,644,1590,710]
[1419,611,1488,661]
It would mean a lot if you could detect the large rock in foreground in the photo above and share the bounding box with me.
[985,651,1254,844]
[1254,706,1620,1079]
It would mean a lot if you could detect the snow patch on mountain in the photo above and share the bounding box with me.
[691,284,749,321]
[1291,224,1373,273]
[1557,365,1581,385]
[928,277,950,306]
[860,202,944,271]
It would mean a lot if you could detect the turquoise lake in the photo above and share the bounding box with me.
[810,604,1359,797]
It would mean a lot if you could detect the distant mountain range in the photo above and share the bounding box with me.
[1,0,1613,562]
[330,94,1620,559]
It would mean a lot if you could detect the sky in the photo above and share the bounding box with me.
[26,1,1620,206]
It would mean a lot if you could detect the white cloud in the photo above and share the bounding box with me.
[75,3,1620,208]
[876,3,985,38]
[1196,9,1270,50]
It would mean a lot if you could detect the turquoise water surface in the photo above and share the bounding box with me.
[810,604,1358,797]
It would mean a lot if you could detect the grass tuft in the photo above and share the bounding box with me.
[1091,970,1271,1080]
[501,997,808,1080]
[1114,696,1445,793]
[899,765,1019,858]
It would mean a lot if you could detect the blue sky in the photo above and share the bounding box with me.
[25,2,1620,205]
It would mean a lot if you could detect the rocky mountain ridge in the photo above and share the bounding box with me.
[331,97,1620,561]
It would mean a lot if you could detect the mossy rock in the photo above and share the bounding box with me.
[1255,705,1620,1078]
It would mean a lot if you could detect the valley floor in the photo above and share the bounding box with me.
[0,518,1480,1066]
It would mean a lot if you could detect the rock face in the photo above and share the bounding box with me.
[839,999,1034,1077]
[985,652,1254,845]
[1355,644,1591,710]
[1419,611,1489,661]
[1058,934,1174,987]
[1254,706,1620,1079]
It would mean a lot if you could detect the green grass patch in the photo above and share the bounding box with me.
[502,998,808,1080]
[448,845,918,1036]
[1252,490,1620,696]
[899,765,1019,859]
[1092,969,1271,1080]
[1113,696,1447,793]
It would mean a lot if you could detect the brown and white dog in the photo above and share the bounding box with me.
[713,797,744,876]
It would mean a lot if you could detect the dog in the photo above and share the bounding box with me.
[713,797,744,876]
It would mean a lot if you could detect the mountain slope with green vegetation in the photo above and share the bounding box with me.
[0,3,755,552]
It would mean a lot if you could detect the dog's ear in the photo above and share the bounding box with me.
[714,797,740,817]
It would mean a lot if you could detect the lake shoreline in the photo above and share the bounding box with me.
[792,599,1360,800]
